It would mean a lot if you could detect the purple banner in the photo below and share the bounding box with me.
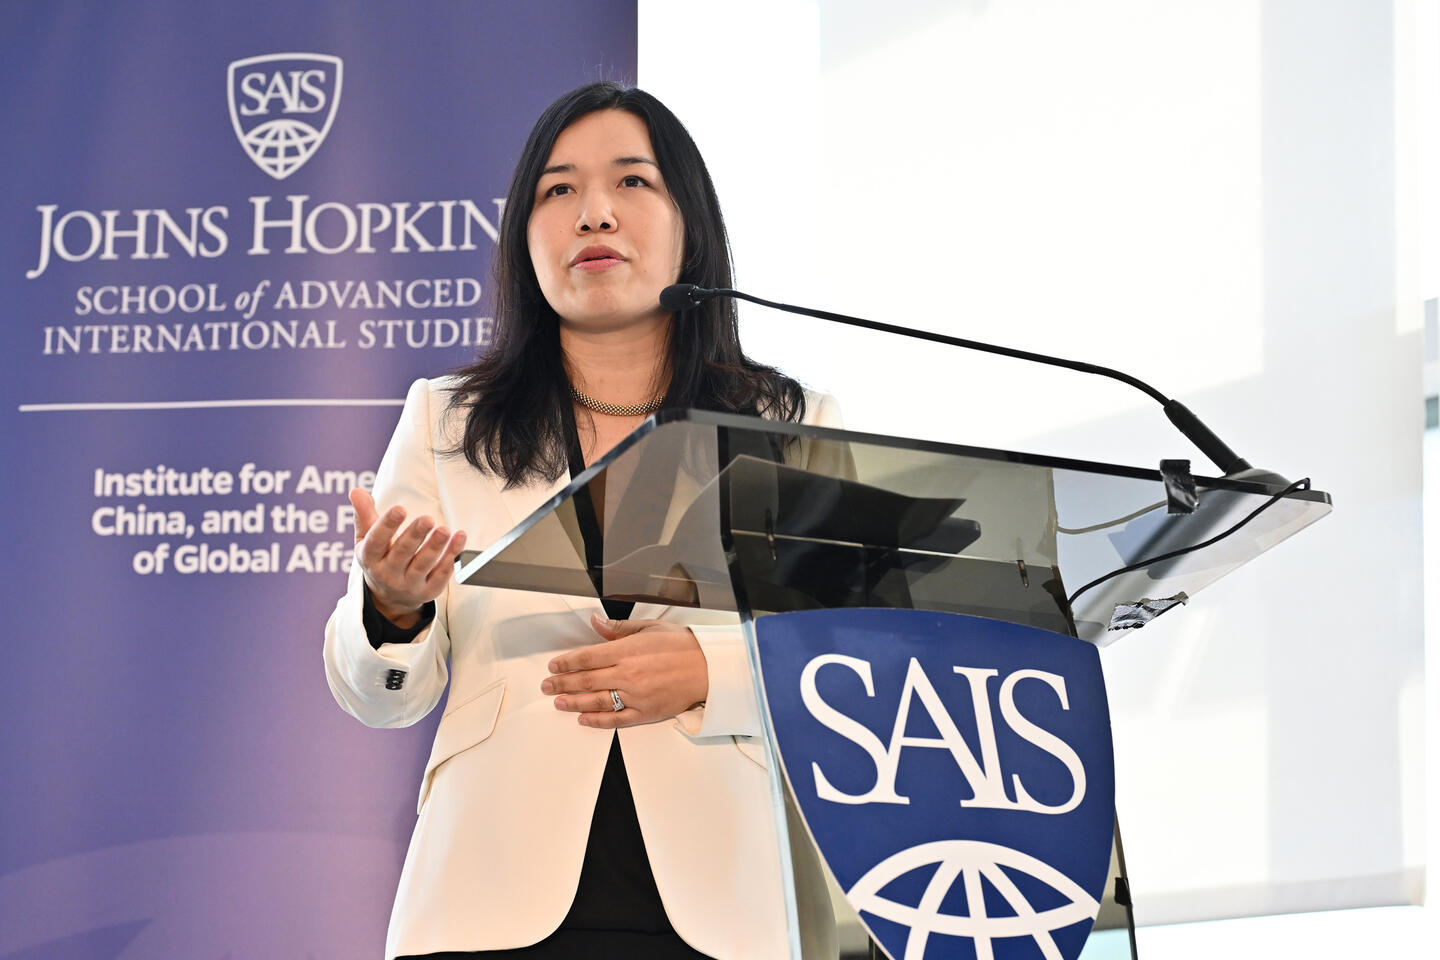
[0,3,636,957]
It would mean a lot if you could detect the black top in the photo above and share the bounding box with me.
[370,418,712,959]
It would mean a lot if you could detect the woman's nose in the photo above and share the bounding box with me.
[576,198,615,233]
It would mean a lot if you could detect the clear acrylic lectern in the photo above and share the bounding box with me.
[454,410,1331,959]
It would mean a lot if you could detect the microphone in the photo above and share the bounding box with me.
[659,283,711,312]
[659,283,1281,482]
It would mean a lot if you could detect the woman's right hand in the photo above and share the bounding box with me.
[350,488,467,628]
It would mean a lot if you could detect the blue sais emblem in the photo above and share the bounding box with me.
[756,609,1115,960]
[227,53,343,180]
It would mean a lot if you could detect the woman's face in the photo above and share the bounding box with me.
[527,109,685,332]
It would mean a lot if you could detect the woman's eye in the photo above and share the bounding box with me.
[620,175,649,188]
[542,183,572,198]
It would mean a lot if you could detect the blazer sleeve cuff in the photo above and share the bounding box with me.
[323,546,450,728]
[676,623,762,739]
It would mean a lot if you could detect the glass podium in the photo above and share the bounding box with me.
[454,410,1331,959]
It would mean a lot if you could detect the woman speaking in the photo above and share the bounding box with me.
[324,82,839,959]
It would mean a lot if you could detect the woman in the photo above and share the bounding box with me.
[324,82,840,959]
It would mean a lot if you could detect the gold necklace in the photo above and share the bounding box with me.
[569,383,663,417]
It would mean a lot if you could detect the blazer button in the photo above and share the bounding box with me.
[385,668,407,691]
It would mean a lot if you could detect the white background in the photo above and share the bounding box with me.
[643,0,1434,953]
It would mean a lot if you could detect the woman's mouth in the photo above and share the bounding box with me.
[571,246,625,271]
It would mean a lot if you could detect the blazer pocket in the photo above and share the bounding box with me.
[416,677,506,812]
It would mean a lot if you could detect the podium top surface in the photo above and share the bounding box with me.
[455,409,1330,645]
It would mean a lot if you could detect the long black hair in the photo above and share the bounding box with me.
[448,82,805,486]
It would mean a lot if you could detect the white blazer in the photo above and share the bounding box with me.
[323,378,842,959]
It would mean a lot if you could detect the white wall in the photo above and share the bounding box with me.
[642,0,1426,937]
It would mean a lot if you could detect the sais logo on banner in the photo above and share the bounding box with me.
[227,53,343,180]
[757,609,1115,960]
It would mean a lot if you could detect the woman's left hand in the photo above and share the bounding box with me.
[542,613,709,728]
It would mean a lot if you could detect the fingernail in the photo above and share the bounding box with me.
[553,696,567,710]
[435,527,448,539]
[547,660,560,673]
[577,715,589,726]
[540,679,554,694]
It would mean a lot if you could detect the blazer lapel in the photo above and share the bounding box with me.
[488,464,675,626]
[494,469,569,530]
[494,470,604,622]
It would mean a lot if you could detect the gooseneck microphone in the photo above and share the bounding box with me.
[660,283,1274,481]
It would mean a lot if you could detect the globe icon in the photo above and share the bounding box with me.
[846,840,1101,960]
[240,118,323,180]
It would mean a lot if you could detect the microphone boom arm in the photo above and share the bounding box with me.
[663,283,1257,478]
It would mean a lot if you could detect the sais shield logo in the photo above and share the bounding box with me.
[757,609,1115,960]
[227,53,343,180]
